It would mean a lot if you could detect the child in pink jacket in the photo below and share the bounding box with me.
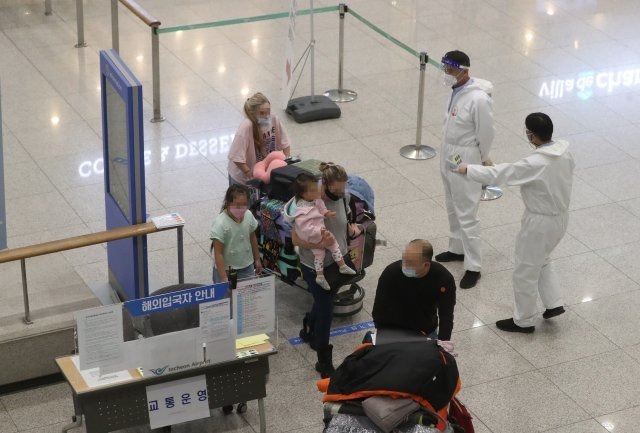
[284,173,356,289]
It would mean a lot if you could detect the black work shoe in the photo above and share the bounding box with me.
[460,271,481,289]
[543,306,565,319]
[496,318,535,333]
[435,251,465,262]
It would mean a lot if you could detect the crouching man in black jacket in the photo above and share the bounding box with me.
[372,239,456,341]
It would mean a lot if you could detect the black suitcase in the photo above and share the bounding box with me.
[269,161,321,202]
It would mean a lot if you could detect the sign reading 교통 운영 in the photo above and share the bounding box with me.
[146,375,210,429]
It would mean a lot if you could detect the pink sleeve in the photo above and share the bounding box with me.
[274,116,291,151]
[316,199,328,215]
[228,120,253,163]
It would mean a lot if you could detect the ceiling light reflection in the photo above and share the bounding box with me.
[218,65,226,74]
[240,87,250,96]
[136,55,144,62]
[525,31,534,43]
[50,115,60,126]
[582,296,592,303]
[601,421,614,431]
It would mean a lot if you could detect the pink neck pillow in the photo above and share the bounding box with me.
[252,150,288,183]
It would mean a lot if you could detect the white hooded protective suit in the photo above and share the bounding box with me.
[466,140,575,327]
[441,78,495,272]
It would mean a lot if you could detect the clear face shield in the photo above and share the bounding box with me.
[441,58,469,87]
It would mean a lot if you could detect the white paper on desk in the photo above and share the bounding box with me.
[75,304,124,371]
[199,299,235,365]
[71,356,132,388]
[146,375,209,429]
[233,274,276,339]
[141,329,199,377]
[199,298,231,342]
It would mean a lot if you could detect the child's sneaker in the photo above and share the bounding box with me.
[339,264,356,275]
[316,275,330,290]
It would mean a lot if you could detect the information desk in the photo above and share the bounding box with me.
[56,342,276,433]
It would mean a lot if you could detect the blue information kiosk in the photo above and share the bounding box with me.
[100,50,148,300]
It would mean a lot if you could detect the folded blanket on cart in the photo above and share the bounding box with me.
[324,414,451,433]
[323,402,443,428]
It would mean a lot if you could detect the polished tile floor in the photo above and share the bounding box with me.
[2,0,640,432]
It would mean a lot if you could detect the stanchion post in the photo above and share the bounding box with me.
[111,0,119,53]
[323,3,357,103]
[44,0,52,16]
[400,52,436,160]
[150,26,165,123]
[309,0,316,102]
[75,0,87,48]
[20,259,32,324]
[177,226,184,284]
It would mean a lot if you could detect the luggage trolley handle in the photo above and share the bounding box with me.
[246,179,264,207]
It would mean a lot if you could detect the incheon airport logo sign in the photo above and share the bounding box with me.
[149,365,169,376]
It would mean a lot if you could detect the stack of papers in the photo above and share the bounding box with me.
[151,213,185,229]
[235,334,269,349]
[71,356,133,388]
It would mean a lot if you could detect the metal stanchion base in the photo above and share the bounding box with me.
[22,317,33,325]
[323,88,357,103]
[481,186,503,201]
[150,117,165,123]
[74,42,88,48]
[400,145,437,160]
[286,95,341,124]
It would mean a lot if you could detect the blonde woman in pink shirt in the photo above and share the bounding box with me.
[227,92,291,185]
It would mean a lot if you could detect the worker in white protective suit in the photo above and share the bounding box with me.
[436,50,495,289]
[454,113,575,333]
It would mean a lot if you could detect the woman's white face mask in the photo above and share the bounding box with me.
[257,116,272,129]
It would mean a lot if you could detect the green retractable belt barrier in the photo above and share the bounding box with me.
[158,5,339,34]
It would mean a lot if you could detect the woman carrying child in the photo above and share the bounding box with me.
[287,162,359,378]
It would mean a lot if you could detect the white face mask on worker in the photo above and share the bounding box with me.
[443,72,459,87]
